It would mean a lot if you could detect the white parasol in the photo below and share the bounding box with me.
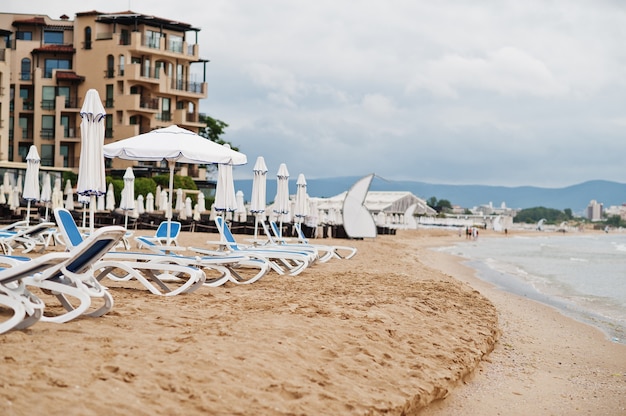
[40,172,52,221]
[294,173,309,224]
[106,182,116,211]
[145,192,155,213]
[120,167,135,229]
[273,163,290,238]
[103,125,247,245]
[22,145,41,226]
[77,89,107,233]
[250,156,268,239]
[197,191,206,212]
[64,180,74,211]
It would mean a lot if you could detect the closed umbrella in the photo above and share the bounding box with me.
[0,186,5,204]
[160,190,169,217]
[106,183,116,211]
[185,196,193,218]
[22,145,41,226]
[77,89,107,233]
[9,187,19,212]
[2,172,10,198]
[250,156,268,239]
[294,173,309,224]
[97,194,105,211]
[52,177,63,210]
[155,185,162,210]
[273,163,290,238]
[64,180,74,211]
[197,192,206,212]
[175,188,184,213]
[214,144,238,240]
[120,167,135,229]
[137,194,145,215]
[235,190,246,222]
[103,125,247,245]
[40,172,52,221]
[145,192,155,213]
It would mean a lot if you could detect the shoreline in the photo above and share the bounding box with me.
[414,228,626,415]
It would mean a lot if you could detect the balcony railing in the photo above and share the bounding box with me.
[104,68,115,78]
[22,129,33,139]
[41,100,55,110]
[22,100,34,111]
[156,112,172,122]
[20,72,31,81]
[105,98,114,108]
[41,128,55,139]
[105,128,113,138]
[140,97,159,110]
[172,79,203,93]
[64,97,80,109]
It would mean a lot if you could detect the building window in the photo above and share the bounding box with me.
[41,115,55,139]
[18,144,29,162]
[20,58,31,80]
[16,31,32,40]
[44,58,70,78]
[19,116,31,139]
[43,30,63,45]
[105,115,113,138]
[106,55,115,78]
[105,84,114,108]
[42,86,56,110]
[41,145,54,166]
[145,30,161,49]
[84,27,92,49]
[168,35,183,53]
[120,29,130,46]
[60,145,69,167]
[119,55,125,76]
[143,58,150,78]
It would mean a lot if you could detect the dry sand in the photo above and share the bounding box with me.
[0,227,624,415]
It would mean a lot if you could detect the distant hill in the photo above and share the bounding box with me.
[233,177,626,213]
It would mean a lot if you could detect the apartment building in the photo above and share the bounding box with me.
[0,10,208,178]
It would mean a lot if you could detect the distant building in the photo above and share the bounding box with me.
[586,199,603,221]
[604,203,626,221]
[0,10,208,178]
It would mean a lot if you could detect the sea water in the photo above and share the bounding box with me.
[438,232,626,343]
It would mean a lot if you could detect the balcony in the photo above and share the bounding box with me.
[41,100,55,111]
[140,96,159,110]
[41,128,55,140]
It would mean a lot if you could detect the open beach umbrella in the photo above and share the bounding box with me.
[22,145,41,226]
[273,163,290,238]
[64,180,75,211]
[103,125,246,245]
[40,172,52,220]
[77,89,107,233]
[106,183,116,211]
[250,156,268,239]
[120,167,135,229]
[294,173,309,224]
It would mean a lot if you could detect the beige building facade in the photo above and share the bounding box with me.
[0,10,208,177]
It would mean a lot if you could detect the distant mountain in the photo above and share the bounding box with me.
[233,177,626,213]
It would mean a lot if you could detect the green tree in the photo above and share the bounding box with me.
[514,206,570,224]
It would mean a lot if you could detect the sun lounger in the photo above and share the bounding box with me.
[0,225,127,326]
[194,217,311,276]
[54,208,205,296]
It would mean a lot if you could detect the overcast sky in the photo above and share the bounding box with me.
[7,1,626,187]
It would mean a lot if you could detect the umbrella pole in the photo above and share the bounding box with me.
[124,212,128,229]
[254,214,259,240]
[25,200,31,227]
[90,195,96,233]
[44,203,49,221]
[166,161,175,246]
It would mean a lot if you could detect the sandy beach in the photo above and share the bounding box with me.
[0,227,625,415]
